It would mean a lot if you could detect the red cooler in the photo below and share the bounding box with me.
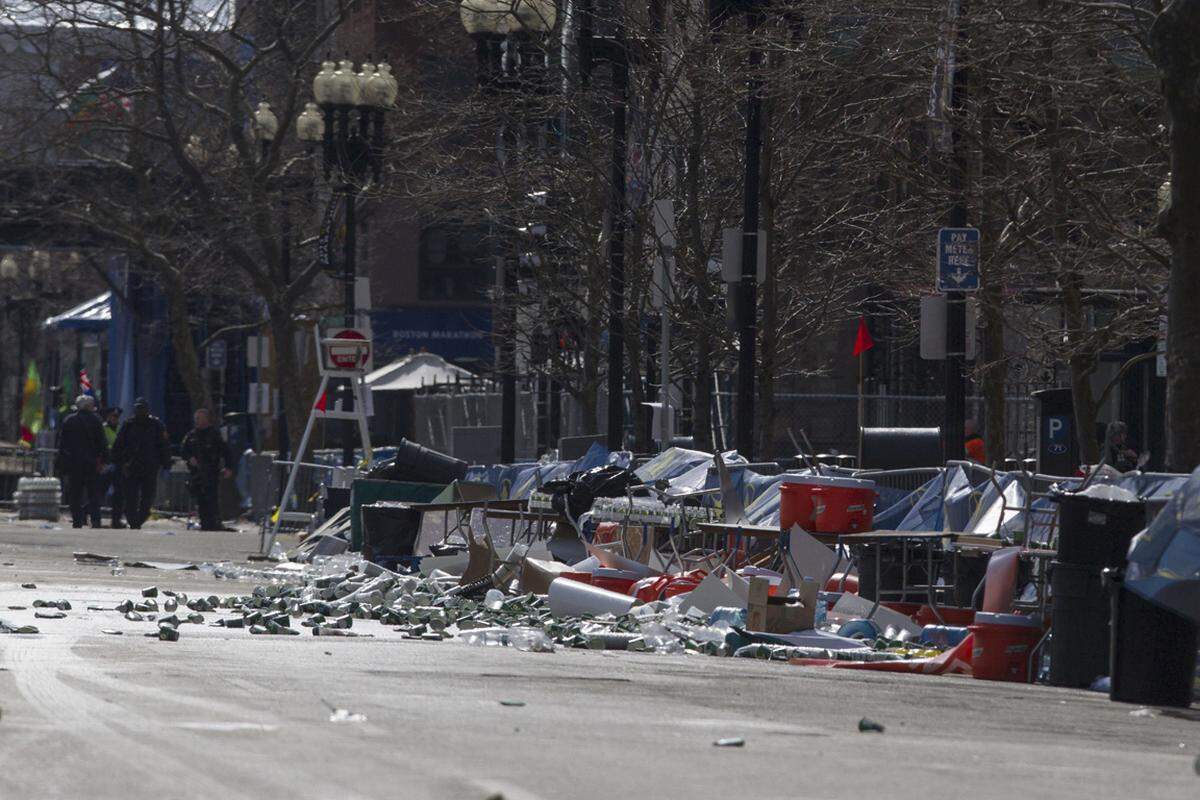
[969,612,1043,682]
[780,476,877,534]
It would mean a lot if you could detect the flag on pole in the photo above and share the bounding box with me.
[79,368,95,398]
[853,318,875,357]
[19,363,43,447]
[314,392,327,412]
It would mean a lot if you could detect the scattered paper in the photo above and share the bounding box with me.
[328,708,367,723]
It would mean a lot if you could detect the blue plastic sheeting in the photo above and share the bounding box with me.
[634,447,729,483]
[43,292,112,332]
[900,468,969,531]
[1127,467,1200,624]
[464,443,636,500]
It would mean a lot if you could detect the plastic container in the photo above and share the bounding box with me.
[780,476,877,534]
[359,501,422,566]
[1052,485,1146,568]
[970,612,1043,682]
[915,605,976,628]
[590,568,639,595]
[1048,561,1109,688]
[920,624,971,649]
[373,438,468,485]
[1107,570,1198,708]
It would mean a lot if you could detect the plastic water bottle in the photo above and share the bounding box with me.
[483,589,505,611]
[508,627,555,653]
[458,627,511,647]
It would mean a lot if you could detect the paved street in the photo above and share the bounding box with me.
[0,520,1195,800]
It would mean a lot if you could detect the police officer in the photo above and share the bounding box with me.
[112,398,172,529]
[180,408,234,531]
[55,395,108,528]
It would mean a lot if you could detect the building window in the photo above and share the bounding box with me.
[419,223,492,302]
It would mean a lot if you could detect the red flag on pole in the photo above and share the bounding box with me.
[314,392,327,412]
[853,318,875,356]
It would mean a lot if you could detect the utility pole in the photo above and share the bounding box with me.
[735,9,764,461]
[943,0,969,463]
[605,43,628,453]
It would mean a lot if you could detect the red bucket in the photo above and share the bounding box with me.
[969,612,1043,682]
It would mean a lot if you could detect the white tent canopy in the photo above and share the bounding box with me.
[365,352,481,392]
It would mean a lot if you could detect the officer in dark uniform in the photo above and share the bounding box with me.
[55,395,108,528]
[112,398,172,529]
[180,408,234,531]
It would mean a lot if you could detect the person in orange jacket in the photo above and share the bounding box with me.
[965,419,987,464]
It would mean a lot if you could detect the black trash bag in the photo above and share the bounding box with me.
[543,465,637,523]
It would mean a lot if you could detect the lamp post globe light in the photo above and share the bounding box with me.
[459,0,555,464]
[300,55,396,466]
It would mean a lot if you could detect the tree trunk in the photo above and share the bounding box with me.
[164,275,212,414]
[979,285,1007,466]
[691,342,714,451]
[1151,1,1200,472]
[756,88,778,460]
[1062,274,1100,464]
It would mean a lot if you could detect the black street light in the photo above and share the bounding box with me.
[300,57,396,466]
[460,0,557,464]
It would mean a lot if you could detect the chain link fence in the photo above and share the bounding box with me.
[716,392,1039,461]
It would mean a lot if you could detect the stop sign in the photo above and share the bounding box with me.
[326,328,370,370]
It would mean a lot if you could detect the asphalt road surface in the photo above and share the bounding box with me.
[0,519,1196,800]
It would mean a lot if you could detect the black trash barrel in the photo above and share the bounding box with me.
[1053,485,1146,568]
[1048,561,1110,688]
[374,439,468,484]
[859,428,942,470]
[1106,570,1198,708]
[360,501,423,566]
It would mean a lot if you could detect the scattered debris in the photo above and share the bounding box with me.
[498,700,526,707]
[34,610,66,619]
[713,737,745,747]
[1129,707,1157,718]
[142,586,158,598]
[0,619,38,634]
[858,718,886,733]
[73,552,118,564]
[328,708,367,723]
[19,583,35,589]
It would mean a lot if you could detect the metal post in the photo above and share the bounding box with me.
[943,2,969,463]
[606,47,628,452]
[736,15,763,461]
[277,195,291,463]
[501,258,516,463]
[342,185,356,467]
[659,306,670,451]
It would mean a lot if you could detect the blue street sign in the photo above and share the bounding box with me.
[207,340,227,371]
[937,227,980,292]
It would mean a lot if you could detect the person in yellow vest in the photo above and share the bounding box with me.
[102,407,125,528]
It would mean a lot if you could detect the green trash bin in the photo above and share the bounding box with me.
[349,479,446,551]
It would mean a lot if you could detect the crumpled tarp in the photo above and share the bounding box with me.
[1126,466,1200,624]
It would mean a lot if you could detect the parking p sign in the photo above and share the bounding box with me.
[1046,414,1071,456]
